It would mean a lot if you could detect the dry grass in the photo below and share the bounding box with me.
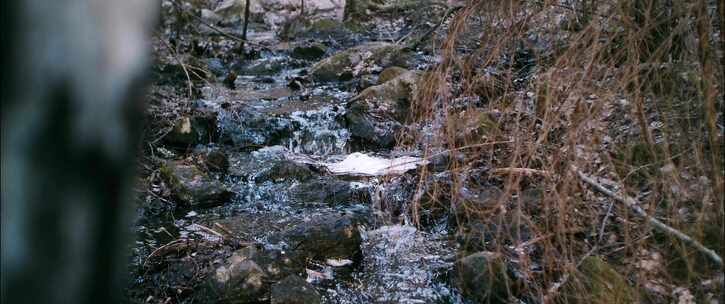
[404,0,724,302]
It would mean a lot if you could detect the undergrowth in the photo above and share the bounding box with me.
[404,0,724,302]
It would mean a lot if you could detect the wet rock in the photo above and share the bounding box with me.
[455,251,513,303]
[256,160,313,183]
[159,161,233,207]
[292,177,369,205]
[310,42,412,83]
[205,149,230,173]
[283,213,365,263]
[270,275,321,304]
[291,43,328,61]
[377,66,408,84]
[208,254,268,303]
[219,107,293,147]
[559,256,634,304]
[164,111,218,147]
[344,70,420,149]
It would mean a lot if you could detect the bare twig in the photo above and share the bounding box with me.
[575,167,723,267]
[159,37,194,97]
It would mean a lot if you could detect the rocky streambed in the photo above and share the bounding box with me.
[128,8,470,303]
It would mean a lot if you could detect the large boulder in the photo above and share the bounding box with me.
[455,251,514,303]
[344,70,419,149]
[310,42,411,83]
[270,275,321,304]
[160,161,233,207]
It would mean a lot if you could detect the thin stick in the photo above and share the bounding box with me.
[159,38,193,97]
[575,168,723,267]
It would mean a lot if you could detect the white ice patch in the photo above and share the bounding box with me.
[323,153,426,176]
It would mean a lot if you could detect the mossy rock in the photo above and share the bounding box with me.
[310,42,412,83]
[377,66,408,84]
[558,256,634,304]
[160,161,233,208]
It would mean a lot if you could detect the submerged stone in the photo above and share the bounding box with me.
[283,213,365,263]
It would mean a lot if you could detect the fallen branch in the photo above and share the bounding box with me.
[574,167,723,267]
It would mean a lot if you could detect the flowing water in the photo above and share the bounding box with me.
[131,24,465,303]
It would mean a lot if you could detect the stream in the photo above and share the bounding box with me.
[129,17,466,303]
